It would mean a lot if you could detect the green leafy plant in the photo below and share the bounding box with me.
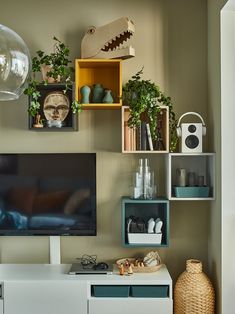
[24,36,81,120]
[122,67,178,152]
[25,81,41,117]
[71,100,82,114]
[31,36,72,83]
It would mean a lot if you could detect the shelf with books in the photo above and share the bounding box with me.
[75,59,122,109]
[121,106,169,153]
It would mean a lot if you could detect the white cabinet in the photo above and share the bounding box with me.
[89,298,172,314]
[0,264,172,314]
[4,281,87,314]
[87,265,173,314]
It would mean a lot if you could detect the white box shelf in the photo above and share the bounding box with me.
[166,153,215,200]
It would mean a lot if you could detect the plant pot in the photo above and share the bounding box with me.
[102,89,113,103]
[92,84,104,103]
[41,64,61,83]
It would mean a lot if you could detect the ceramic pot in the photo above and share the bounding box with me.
[103,89,113,103]
[41,64,60,83]
[92,84,104,103]
[80,85,91,104]
[176,168,186,187]
[174,259,215,314]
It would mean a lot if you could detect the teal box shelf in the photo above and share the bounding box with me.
[92,285,130,297]
[174,186,210,198]
[121,197,170,247]
[131,285,169,298]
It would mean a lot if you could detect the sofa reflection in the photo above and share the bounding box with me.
[0,175,95,231]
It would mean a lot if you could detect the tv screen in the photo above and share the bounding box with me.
[0,153,96,235]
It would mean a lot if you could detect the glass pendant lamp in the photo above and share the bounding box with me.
[0,24,31,101]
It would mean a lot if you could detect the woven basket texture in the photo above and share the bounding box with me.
[174,259,215,314]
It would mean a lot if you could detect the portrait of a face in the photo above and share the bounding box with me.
[43,91,70,123]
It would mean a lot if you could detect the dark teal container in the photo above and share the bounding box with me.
[92,285,130,297]
[174,186,210,198]
[131,285,169,298]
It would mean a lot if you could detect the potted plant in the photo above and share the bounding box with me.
[24,36,81,126]
[122,67,178,152]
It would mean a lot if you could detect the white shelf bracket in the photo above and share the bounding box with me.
[49,236,61,264]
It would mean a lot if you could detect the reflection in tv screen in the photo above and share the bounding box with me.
[0,153,96,235]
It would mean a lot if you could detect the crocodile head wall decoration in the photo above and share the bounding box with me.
[81,17,135,59]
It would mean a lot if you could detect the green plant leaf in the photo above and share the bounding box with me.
[71,100,82,114]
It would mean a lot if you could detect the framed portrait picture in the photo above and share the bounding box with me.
[28,83,78,131]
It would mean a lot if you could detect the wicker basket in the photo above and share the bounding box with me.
[174,259,215,314]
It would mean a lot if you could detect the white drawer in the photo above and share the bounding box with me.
[89,298,172,314]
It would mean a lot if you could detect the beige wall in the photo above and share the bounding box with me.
[0,0,208,281]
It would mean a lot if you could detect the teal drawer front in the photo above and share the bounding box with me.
[131,285,169,298]
[92,285,130,297]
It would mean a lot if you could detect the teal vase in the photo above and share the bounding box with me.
[92,84,104,103]
[103,89,113,103]
[80,85,90,104]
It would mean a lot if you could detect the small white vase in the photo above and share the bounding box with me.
[176,168,186,187]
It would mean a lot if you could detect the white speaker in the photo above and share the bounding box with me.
[176,112,206,153]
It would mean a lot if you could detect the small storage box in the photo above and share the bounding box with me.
[128,233,162,244]
[174,186,210,198]
[131,285,169,298]
[92,285,130,297]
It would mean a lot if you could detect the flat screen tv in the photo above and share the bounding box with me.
[0,153,96,235]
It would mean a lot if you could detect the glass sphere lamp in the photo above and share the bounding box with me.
[0,24,31,101]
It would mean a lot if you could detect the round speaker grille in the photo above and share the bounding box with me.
[188,124,197,133]
[185,135,199,149]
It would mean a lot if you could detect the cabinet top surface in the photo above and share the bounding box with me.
[0,264,172,284]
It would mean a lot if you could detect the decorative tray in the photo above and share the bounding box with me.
[116,257,162,273]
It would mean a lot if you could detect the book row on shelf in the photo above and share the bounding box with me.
[124,121,165,152]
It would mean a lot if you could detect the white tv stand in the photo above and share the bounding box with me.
[0,264,173,314]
